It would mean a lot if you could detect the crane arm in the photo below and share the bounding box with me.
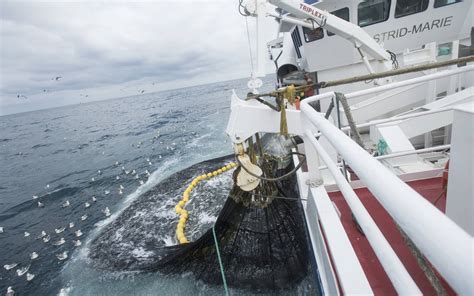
[268,0,391,62]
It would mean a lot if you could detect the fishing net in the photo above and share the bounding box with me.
[153,157,311,292]
[89,136,314,293]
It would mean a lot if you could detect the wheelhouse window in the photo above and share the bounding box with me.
[303,27,324,42]
[358,0,391,27]
[434,0,462,8]
[328,7,350,36]
[395,0,429,18]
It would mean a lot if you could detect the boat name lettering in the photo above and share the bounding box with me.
[373,16,453,42]
[299,3,325,21]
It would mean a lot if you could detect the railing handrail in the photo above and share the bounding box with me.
[300,100,474,295]
[306,65,474,104]
[305,130,422,294]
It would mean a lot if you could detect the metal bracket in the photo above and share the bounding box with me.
[306,178,324,188]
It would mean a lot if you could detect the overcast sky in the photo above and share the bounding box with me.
[0,0,276,115]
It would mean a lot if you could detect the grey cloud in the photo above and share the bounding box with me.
[1,0,265,113]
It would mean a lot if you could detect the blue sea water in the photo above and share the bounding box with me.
[0,77,282,295]
[0,76,319,296]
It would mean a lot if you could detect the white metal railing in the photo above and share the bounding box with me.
[311,65,474,104]
[305,130,422,294]
[300,99,474,295]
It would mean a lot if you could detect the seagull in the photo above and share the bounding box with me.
[53,76,62,81]
[121,166,125,171]
[81,215,87,221]
[139,180,144,185]
[62,200,70,208]
[24,232,30,237]
[125,170,130,175]
[115,161,119,166]
[30,252,39,260]
[119,185,124,190]
[116,176,120,180]
[91,196,97,202]
[85,202,90,208]
[4,263,18,270]
[52,237,65,246]
[103,207,111,217]
[97,170,102,175]
[38,201,44,208]
[56,251,68,261]
[16,265,30,276]
[73,240,82,247]
[42,235,50,242]
[135,175,139,179]
[91,177,95,182]
[46,184,50,189]
[75,230,83,237]
[37,231,47,239]
[17,94,28,100]
[131,169,136,175]
[159,155,162,159]
[69,222,74,228]
[55,227,66,234]
[32,195,39,200]
[118,189,123,195]
[0,226,3,233]
[104,190,110,195]
[148,161,152,166]
[6,286,14,296]
[26,273,35,281]
[146,158,150,162]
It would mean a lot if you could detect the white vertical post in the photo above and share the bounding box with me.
[424,42,437,148]
[255,0,267,77]
[446,104,474,236]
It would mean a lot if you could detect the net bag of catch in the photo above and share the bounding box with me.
[155,157,311,291]
[89,137,313,293]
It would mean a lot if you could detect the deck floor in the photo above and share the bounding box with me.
[327,177,455,295]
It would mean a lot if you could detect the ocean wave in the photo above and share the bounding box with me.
[32,143,52,149]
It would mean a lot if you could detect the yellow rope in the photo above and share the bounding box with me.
[285,84,296,105]
[279,97,288,136]
[175,162,237,244]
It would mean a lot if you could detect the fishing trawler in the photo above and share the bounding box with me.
[87,0,473,295]
[221,0,473,295]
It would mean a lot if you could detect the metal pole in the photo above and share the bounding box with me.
[305,130,422,295]
[300,103,474,295]
[344,65,474,99]
[319,56,474,88]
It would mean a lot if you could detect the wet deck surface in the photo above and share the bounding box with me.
[328,177,455,295]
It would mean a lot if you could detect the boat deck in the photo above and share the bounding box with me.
[328,177,455,295]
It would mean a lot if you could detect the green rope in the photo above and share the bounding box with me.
[212,225,229,296]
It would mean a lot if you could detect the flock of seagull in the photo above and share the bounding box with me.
[0,132,170,296]
[0,118,206,295]
[16,76,63,100]
[16,75,158,103]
